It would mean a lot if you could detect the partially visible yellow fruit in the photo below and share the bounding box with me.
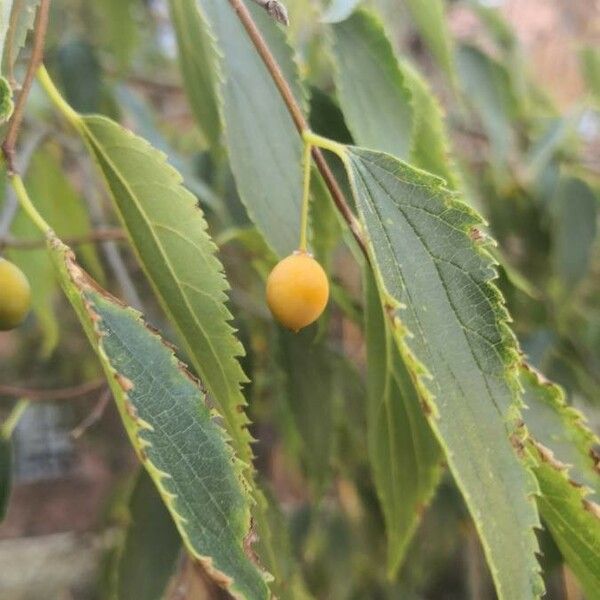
[0,258,31,331]
[266,251,329,332]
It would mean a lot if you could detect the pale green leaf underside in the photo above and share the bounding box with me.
[343,146,543,599]
[365,271,442,576]
[48,236,269,600]
[79,115,253,466]
[189,0,304,257]
[332,10,413,161]
[1,0,40,76]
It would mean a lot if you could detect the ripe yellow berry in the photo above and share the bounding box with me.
[266,251,329,332]
[0,258,32,331]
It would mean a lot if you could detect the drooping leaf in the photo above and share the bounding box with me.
[168,0,221,148]
[338,144,543,599]
[456,44,517,165]
[78,114,253,467]
[402,61,458,187]
[278,327,339,493]
[550,177,597,292]
[403,0,455,81]
[47,234,270,600]
[331,10,413,161]
[365,270,442,577]
[521,366,600,598]
[180,0,305,257]
[113,470,181,600]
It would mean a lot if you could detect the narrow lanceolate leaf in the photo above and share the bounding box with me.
[78,115,253,467]
[403,0,454,82]
[47,235,270,600]
[365,271,442,577]
[0,437,11,522]
[332,11,413,161]
[113,470,181,600]
[521,366,600,597]
[168,0,221,147]
[340,145,543,599]
[1,0,41,78]
[180,0,304,257]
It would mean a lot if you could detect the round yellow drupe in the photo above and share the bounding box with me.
[0,258,32,331]
[266,251,329,332]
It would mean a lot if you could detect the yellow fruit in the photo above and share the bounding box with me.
[0,258,32,331]
[266,251,329,332]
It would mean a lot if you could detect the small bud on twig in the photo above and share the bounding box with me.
[250,0,289,26]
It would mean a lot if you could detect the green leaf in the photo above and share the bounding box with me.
[168,0,221,148]
[113,470,181,600]
[0,75,13,122]
[339,144,543,599]
[365,270,442,577]
[183,0,305,257]
[404,0,455,81]
[402,60,458,188]
[521,365,600,598]
[47,234,270,600]
[331,10,413,161]
[278,328,339,493]
[97,0,137,71]
[521,365,600,502]
[551,177,597,292]
[78,114,253,467]
[456,44,517,165]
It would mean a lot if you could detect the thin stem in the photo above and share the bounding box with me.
[1,399,29,439]
[0,228,126,250]
[9,173,51,233]
[227,0,369,259]
[0,379,105,403]
[1,0,51,173]
[298,141,312,252]
[36,64,81,129]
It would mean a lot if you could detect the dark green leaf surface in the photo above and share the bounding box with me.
[186,0,305,256]
[332,11,413,161]
[114,470,181,600]
[365,271,442,577]
[49,236,269,600]
[342,145,543,599]
[79,115,253,466]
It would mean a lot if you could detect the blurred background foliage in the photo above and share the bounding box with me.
[0,0,599,598]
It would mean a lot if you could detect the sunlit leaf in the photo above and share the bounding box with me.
[78,114,253,466]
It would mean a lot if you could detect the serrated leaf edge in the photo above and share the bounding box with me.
[50,234,270,599]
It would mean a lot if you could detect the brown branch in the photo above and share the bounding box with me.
[227,0,369,260]
[0,228,126,250]
[1,0,51,174]
[0,379,106,402]
[70,388,112,438]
